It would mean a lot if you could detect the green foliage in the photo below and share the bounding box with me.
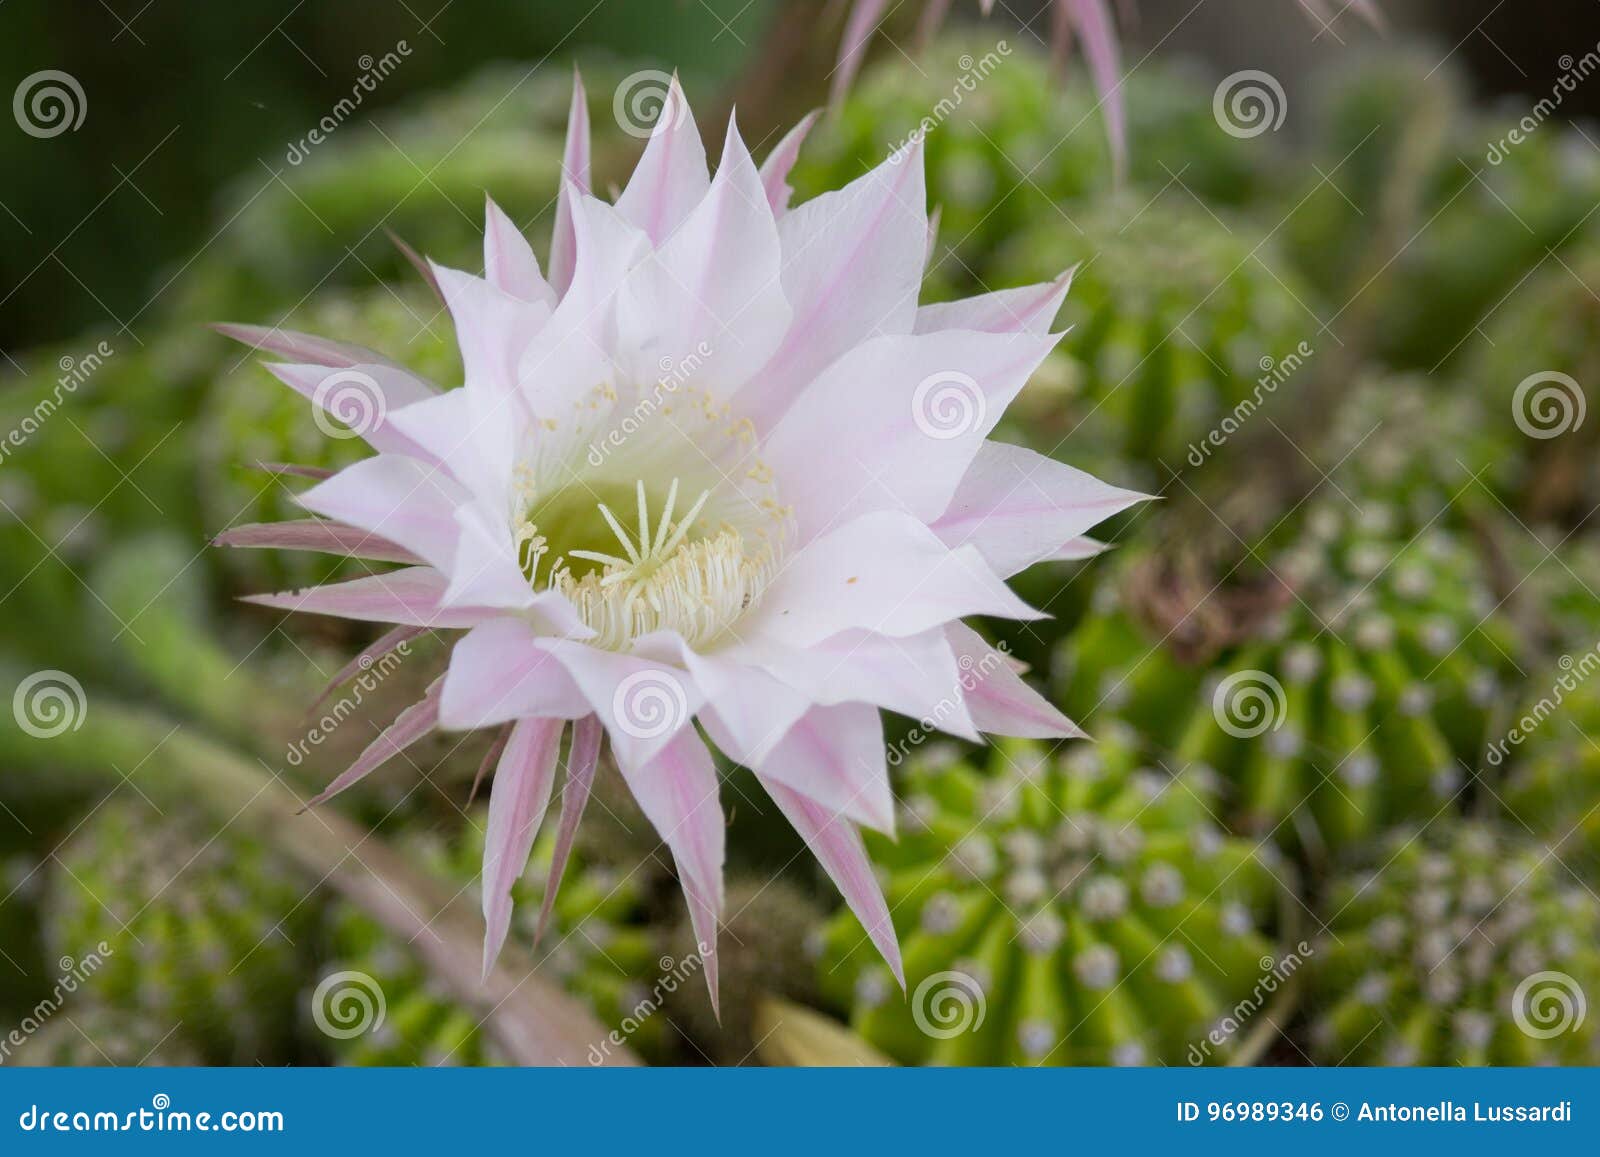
[1311,825,1600,1065]
[44,799,317,1064]
[817,739,1286,1065]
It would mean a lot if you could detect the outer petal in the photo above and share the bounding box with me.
[614,74,709,244]
[307,625,427,717]
[481,716,564,975]
[243,567,490,628]
[751,703,893,834]
[913,270,1075,336]
[617,117,792,395]
[305,680,442,807]
[759,776,902,987]
[945,622,1085,739]
[830,0,890,105]
[762,329,1061,540]
[440,618,593,730]
[213,520,421,565]
[613,727,725,1006]
[931,441,1147,577]
[548,70,591,298]
[534,713,603,944]
[741,510,1042,649]
[262,362,438,460]
[758,109,819,217]
[484,195,556,307]
[214,323,407,372]
[295,455,470,574]
[738,144,927,431]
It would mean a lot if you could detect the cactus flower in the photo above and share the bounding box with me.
[216,77,1144,1007]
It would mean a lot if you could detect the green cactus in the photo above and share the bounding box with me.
[320,808,664,1066]
[44,799,316,1064]
[1502,657,1600,875]
[816,738,1290,1065]
[1056,511,1520,848]
[987,196,1315,478]
[794,37,1275,286]
[1310,825,1600,1065]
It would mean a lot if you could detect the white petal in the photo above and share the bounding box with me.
[914,270,1075,335]
[295,455,469,573]
[484,195,556,307]
[945,622,1085,739]
[614,75,709,244]
[440,618,592,730]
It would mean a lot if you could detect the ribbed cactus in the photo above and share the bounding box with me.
[1311,825,1600,1065]
[1502,658,1600,873]
[201,283,460,594]
[794,37,1273,284]
[320,809,663,1066]
[44,799,316,1064]
[816,738,1289,1065]
[987,196,1313,476]
[1056,511,1519,847]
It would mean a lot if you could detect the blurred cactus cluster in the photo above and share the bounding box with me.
[5,19,1600,1070]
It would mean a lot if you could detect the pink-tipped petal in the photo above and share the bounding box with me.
[262,361,439,459]
[614,74,709,244]
[249,461,333,481]
[1064,0,1126,182]
[440,618,592,730]
[305,679,442,807]
[760,777,902,987]
[914,269,1076,336]
[213,519,422,565]
[831,0,890,105]
[296,455,470,573]
[534,714,603,945]
[739,143,927,431]
[1051,536,1108,561]
[932,441,1148,577]
[481,716,564,975]
[483,196,556,306]
[945,622,1086,739]
[306,624,427,718]
[758,109,819,216]
[752,703,893,834]
[536,640,705,769]
[429,262,551,408]
[213,323,402,371]
[549,70,591,298]
[385,229,444,303]
[914,0,956,48]
[243,567,489,628]
[468,723,512,807]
